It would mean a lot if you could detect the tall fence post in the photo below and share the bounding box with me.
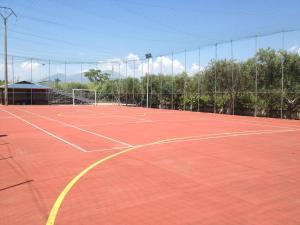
[133,60,136,104]
[125,60,128,105]
[255,36,258,117]
[30,58,33,105]
[231,40,235,115]
[118,62,121,105]
[197,48,201,112]
[80,63,83,84]
[64,62,67,83]
[48,60,51,104]
[280,31,285,119]
[12,56,14,104]
[140,59,144,107]
[183,49,187,111]
[112,63,114,103]
[214,44,218,113]
[149,57,154,108]
[159,55,162,109]
[171,52,174,110]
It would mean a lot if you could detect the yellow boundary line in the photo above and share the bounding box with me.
[46,144,145,225]
[46,128,300,225]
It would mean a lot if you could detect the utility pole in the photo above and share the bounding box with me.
[0,7,16,106]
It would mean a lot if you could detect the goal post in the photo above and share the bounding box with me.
[72,89,97,105]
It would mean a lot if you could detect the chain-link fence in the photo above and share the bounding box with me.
[1,30,300,119]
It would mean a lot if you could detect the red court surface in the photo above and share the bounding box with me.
[0,105,299,225]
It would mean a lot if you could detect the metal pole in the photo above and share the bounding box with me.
[125,61,128,105]
[12,56,14,104]
[197,48,201,112]
[133,60,135,104]
[147,58,149,108]
[3,19,8,105]
[150,58,153,108]
[80,63,83,84]
[48,60,50,104]
[48,60,51,87]
[281,31,285,119]
[171,52,174,109]
[255,36,258,117]
[231,40,235,115]
[160,55,162,108]
[214,44,218,113]
[141,60,144,106]
[112,64,114,102]
[64,62,67,83]
[72,89,75,105]
[184,49,187,111]
[118,63,121,105]
[30,58,33,105]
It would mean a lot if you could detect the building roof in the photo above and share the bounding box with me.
[0,81,50,90]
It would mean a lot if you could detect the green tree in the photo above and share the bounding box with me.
[84,69,109,84]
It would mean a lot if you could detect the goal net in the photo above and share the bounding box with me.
[72,89,97,105]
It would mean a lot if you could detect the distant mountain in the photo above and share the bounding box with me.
[103,70,125,80]
[39,70,126,85]
[39,73,90,84]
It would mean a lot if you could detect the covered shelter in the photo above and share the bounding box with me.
[0,81,50,105]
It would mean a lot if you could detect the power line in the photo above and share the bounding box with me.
[1,28,299,65]
[111,0,199,39]
[17,14,172,43]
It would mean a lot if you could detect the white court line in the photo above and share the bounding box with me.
[86,128,300,152]
[157,129,300,144]
[77,117,298,130]
[17,108,133,147]
[0,108,87,152]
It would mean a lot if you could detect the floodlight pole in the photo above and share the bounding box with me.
[145,53,152,108]
[0,7,16,106]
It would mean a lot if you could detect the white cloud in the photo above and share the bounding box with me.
[21,61,41,71]
[96,53,203,77]
[189,63,204,75]
[138,56,185,76]
[126,53,140,61]
[288,45,300,55]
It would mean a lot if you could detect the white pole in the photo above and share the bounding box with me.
[72,89,75,106]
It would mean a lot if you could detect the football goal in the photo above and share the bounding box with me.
[72,89,97,105]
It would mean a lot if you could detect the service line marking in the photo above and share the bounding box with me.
[17,108,133,147]
[46,127,300,225]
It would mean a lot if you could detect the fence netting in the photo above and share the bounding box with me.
[1,30,299,119]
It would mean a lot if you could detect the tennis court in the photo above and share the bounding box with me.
[0,105,299,225]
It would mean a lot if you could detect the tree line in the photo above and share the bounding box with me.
[57,48,300,119]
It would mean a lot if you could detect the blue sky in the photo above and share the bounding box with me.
[0,0,299,81]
